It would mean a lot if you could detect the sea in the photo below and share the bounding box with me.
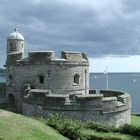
[0,72,139,113]
[90,73,140,113]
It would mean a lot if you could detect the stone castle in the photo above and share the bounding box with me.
[0,29,131,127]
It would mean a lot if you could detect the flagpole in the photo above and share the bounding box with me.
[104,66,108,90]
[106,70,108,90]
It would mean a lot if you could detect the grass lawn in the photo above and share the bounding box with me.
[131,115,140,127]
[0,109,140,140]
[0,109,68,140]
[83,128,140,140]
[82,115,140,140]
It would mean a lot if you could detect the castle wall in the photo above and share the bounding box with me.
[0,83,6,95]
[0,83,6,107]
[14,64,89,95]
[6,51,89,112]
[22,90,131,127]
[22,103,131,127]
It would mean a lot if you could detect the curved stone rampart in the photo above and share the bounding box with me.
[100,90,131,113]
[22,89,131,127]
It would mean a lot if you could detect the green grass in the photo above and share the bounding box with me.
[82,115,140,140]
[83,129,140,140]
[83,115,140,140]
[0,109,68,140]
[131,115,140,127]
[0,109,140,140]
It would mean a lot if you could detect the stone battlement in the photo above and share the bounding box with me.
[22,89,131,127]
[16,51,89,66]
[23,89,131,112]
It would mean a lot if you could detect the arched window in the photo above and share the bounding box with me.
[39,75,44,84]
[74,74,80,84]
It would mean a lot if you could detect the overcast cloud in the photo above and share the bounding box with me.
[1,0,140,67]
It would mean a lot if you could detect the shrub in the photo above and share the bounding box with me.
[46,114,85,140]
[59,120,84,140]
[84,121,115,133]
[46,114,121,140]
[119,124,140,137]
[45,113,63,130]
[38,114,140,139]
[86,135,122,140]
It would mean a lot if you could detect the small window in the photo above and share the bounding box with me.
[47,70,51,78]
[39,75,44,84]
[9,75,13,84]
[74,74,80,84]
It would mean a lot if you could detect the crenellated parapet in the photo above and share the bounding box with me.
[16,51,89,66]
[100,90,131,113]
[23,88,131,112]
[22,88,131,127]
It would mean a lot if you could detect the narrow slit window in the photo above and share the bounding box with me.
[39,75,44,84]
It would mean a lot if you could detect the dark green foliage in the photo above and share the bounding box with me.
[119,124,140,137]
[84,120,140,137]
[38,114,140,140]
[58,120,84,140]
[86,135,122,140]
[45,114,123,140]
[46,114,85,140]
[83,121,115,133]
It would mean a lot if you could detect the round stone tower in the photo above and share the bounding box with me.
[6,28,24,65]
[6,29,25,109]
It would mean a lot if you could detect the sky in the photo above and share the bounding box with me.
[1,0,140,72]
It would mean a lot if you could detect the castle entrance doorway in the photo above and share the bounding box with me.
[8,94,15,107]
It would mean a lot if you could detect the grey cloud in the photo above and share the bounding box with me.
[1,0,140,67]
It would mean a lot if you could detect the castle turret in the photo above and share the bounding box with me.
[6,28,24,65]
[6,29,25,111]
